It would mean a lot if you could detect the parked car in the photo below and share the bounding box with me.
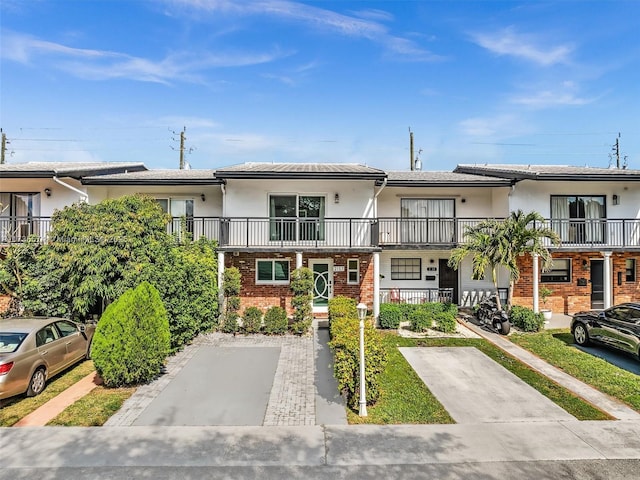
[571,303,640,361]
[0,317,96,400]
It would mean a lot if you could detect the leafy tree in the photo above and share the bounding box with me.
[449,210,559,310]
[92,282,170,387]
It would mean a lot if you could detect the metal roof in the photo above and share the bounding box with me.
[385,170,512,187]
[0,162,147,179]
[82,169,220,185]
[214,162,387,180]
[454,164,640,181]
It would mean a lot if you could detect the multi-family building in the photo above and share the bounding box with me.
[2,161,639,318]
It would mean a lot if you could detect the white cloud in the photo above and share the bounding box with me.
[166,0,442,61]
[510,81,598,108]
[470,27,572,66]
[458,114,530,138]
[1,30,290,84]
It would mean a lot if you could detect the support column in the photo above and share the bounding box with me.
[532,254,539,313]
[373,252,380,320]
[602,251,613,309]
[217,252,225,314]
[296,251,303,269]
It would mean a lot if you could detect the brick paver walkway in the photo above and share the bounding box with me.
[105,331,316,427]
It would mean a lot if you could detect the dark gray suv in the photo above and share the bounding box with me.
[571,303,640,361]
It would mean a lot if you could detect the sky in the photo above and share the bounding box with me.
[1,0,639,171]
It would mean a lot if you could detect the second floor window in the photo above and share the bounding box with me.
[401,198,455,243]
[157,198,194,234]
[0,192,42,241]
[551,195,605,244]
[269,195,325,242]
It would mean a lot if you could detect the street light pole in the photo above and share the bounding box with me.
[357,302,368,417]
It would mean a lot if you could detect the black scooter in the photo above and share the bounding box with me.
[476,295,511,335]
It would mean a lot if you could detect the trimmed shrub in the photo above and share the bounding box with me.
[434,310,457,333]
[409,308,433,332]
[263,306,288,335]
[242,307,263,334]
[221,312,239,334]
[378,303,403,329]
[510,305,545,332]
[328,296,357,321]
[290,267,313,336]
[92,282,170,387]
[329,315,387,409]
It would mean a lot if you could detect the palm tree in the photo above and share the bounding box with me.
[448,210,560,311]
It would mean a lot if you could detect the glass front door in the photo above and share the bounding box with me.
[310,260,332,310]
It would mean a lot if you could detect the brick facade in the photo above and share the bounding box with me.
[514,252,640,314]
[225,252,375,316]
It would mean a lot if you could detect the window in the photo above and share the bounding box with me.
[550,195,606,243]
[541,258,571,283]
[347,259,359,284]
[157,198,194,234]
[256,259,290,284]
[269,195,325,241]
[0,192,42,242]
[626,259,636,282]
[55,321,78,338]
[391,258,421,280]
[401,198,455,243]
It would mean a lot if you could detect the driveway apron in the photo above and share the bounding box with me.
[400,347,577,423]
[133,347,279,426]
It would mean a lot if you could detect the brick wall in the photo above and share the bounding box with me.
[0,295,12,314]
[514,252,640,314]
[225,252,374,315]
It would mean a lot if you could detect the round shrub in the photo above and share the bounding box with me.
[263,306,288,335]
[221,312,239,334]
[433,311,457,333]
[92,282,170,387]
[378,303,403,329]
[509,305,545,332]
[242,307,262,334]
[409,309,433,332]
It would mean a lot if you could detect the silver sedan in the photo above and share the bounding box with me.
[0,317,96,400]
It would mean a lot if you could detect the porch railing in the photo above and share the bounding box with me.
[0,217,52,243]
[379,288,454,304]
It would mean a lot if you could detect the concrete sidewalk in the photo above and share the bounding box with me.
[1,421,639,471]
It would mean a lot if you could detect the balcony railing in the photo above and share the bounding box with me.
[5,216,640,250]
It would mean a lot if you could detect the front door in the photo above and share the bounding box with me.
[439,259,458,303]
[591,259,604,309]
[310,260,333,312]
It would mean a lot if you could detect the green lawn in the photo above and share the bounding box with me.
[47,386,135,426]
[0,360,96,427]
[347,333,610,424]
[510,329,640,412]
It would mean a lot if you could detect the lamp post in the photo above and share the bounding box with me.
[356,302,368,417]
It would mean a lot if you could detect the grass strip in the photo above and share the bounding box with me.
[511,329,640,412]
[0,360,96,427]
[47,386,135,426]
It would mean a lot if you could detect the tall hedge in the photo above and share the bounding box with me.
[328,315,387,409]
[328,296,358,321]
[92,282,170,387]
[290,267,313,335]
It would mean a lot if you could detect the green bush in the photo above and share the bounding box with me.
[378,303,403,329]
[328,296,357,321]
[409,309,433,332]
[510,305,545,332]
[433,310,457,333]
[220,312,239,334]
[242,307,262,334]
[263,306,288,335]
[329,316,387,409]
[92,282,170,387]
[290,267,313,336]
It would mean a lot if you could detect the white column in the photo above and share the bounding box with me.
[217,252,225,314]
[373,252,380,320]
[532,254,539,313]
[602,251,612,309]
[296,251,303,269]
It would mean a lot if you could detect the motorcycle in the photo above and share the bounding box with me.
[476,295,511,335]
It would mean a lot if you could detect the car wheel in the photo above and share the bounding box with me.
[573,323,591,346]
[26,368,46,397]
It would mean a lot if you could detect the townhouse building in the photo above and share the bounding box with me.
[2,161,640,318]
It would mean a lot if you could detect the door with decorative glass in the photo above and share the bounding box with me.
[309,259,333,312]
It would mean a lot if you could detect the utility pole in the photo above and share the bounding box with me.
[409,128,414,171]
[171,126,193,169]
[613,133,620,169]
[1,129,7,165]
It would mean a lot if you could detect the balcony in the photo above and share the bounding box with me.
[5,216,640,251]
